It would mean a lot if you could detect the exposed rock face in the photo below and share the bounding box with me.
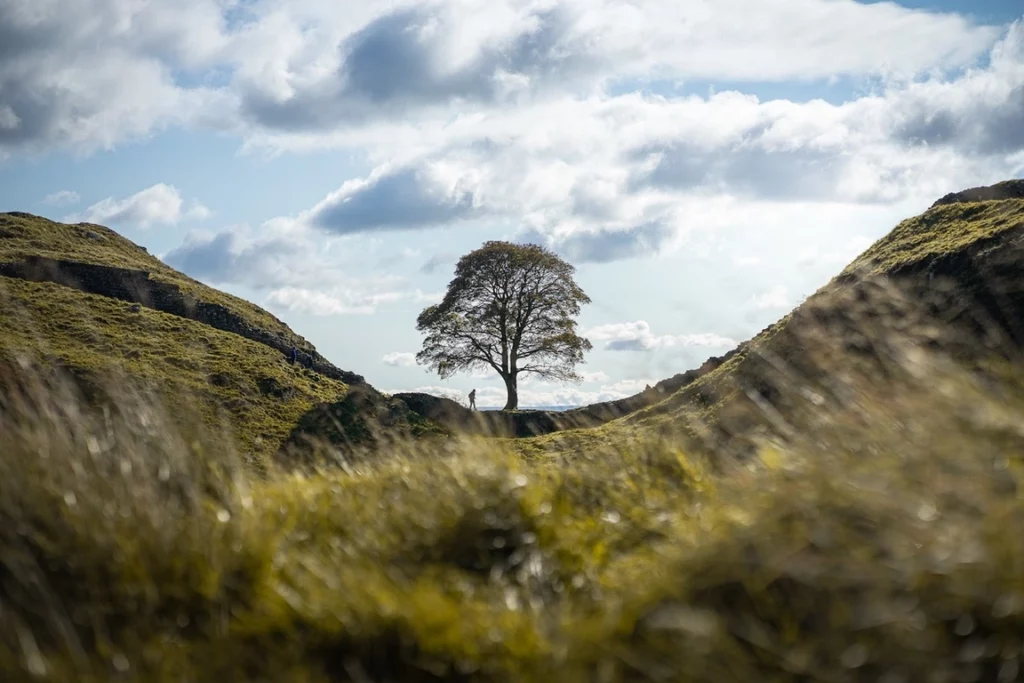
[277,385,448,466]
[388,349,743,438]
[393,393,568,437]
[931,179,1024,208]
[0,256,365,385]
[888,224,1024,349]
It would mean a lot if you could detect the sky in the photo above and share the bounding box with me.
[1,0,1022,409]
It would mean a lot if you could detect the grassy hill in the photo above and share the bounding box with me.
[385,181,1024,445]
[0,277,349,465]
[3,184,1024,681]
[0,212,369,467]
[522,181,1024,459]
[0,212,302,348]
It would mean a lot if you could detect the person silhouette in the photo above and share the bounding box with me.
[468,389,477,411]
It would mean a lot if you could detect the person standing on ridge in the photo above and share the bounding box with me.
[469,389,477,411]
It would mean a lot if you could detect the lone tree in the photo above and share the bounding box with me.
[416,241,592,411]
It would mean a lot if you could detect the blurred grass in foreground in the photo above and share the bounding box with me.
[2,317,1024,683]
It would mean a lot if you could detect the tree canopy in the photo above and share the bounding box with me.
[416,241,592,410]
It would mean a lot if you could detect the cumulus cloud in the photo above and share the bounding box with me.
[69,184,208,229]
[268,284,441,316]
[586,321,737,352]
[42,190,80,206]
[185,203,213,221]
[0,0,1008,156]
[309,166,479,233]
[0,0,228,157]
[382,352,418,367]
[235,5,555,128]
[265,287,437,316]
[12,1,1021,268]
[889,23,1024,155]
[165,220,445,315]
[258,23,1024,262]
[164,222,311,286]
[233,0,998,132]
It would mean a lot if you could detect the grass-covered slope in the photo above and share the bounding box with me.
[845,189,1024,276]
[0,212,365,383]
[0,212,302,348]
[4,184,1024,680]
[0,276,348,464]
[0,212,375,465]
[525,182,1024,458]
[3,329,1024,682]
[0,212,460,466]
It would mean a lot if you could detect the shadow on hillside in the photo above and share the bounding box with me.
[392,358,739,437]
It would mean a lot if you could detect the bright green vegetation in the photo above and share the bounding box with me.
[0,212,307,349]
[0,277,347,464]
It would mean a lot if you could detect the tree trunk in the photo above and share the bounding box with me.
[502,373,518,411]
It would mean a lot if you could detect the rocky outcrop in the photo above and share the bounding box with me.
[0,256,365,385]
[393,393,572,437]
[887,224,1024,349]
[392,349,742,438]
[931,179,1024,208]
[277,385,448,466]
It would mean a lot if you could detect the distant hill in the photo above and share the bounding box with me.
[0,212,413,468]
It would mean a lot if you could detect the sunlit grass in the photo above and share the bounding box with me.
[0,212,301,345]
[1,331,1023,681]
[2,198,1024,681]
[0,277,349,464]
